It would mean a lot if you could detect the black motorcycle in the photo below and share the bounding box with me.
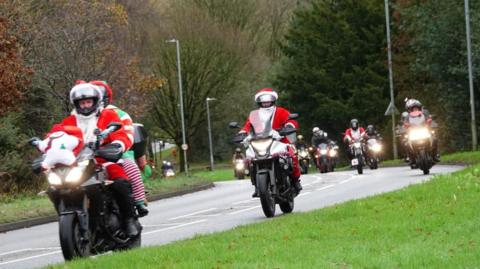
[30,123,141,260]
[406,112,435,174]
[230,111,298,218]
[296,146,310,174]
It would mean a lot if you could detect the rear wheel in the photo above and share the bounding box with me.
[59,214,91,260]
[257,173,275,218]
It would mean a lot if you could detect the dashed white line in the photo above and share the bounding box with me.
[144,219,207,236]
[316,184,334,191]
[339,179,353,184]
[0,247,60,257]
[232,198,256,205]
[298,191,312,197]
[227,206,261,215]
[168,208,217,220]
[0,250,62,266]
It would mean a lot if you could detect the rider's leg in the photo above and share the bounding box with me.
[123,159,148,217]
[288,146,302,192]
[103,162,139,237]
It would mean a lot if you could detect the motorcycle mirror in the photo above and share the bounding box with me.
[279,127,297,136]
[288,113,299,120]
[229,122,240,129]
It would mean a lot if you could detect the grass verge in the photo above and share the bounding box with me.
[55,160,480,268]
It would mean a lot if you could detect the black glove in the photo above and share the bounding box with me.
[96,143,123,162]
[28,137,41,147]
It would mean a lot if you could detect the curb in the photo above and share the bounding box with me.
[0,182,214,234]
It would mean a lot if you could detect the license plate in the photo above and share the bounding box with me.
[351,158,358,166]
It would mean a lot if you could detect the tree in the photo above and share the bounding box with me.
[273,0,389,145]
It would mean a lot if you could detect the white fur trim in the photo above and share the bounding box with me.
[254,90,278,103]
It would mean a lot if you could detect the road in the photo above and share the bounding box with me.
[0,165,461,269]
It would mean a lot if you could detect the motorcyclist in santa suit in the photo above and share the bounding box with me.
[46,83,139,237]
[343,119,366,159]
[239,88,302,197]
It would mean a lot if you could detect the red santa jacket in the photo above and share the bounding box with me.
[48,109,132,152]
[344,127,365,142]
[241,106,298,143]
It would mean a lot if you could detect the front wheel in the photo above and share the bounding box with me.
[59,214,91,260]
[257,173,275,218]
[356,155,363,175]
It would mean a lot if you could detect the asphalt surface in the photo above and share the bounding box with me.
[0,165,462,269]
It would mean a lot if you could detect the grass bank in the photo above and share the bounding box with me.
[55,153,480,268]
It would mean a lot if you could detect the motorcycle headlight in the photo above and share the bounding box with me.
[354,142,361,148]
[299,151,308,158]
[235,162,244,170]
[320,149,328,155]
[409,128,431,141]
[65,166,87,183]
[251,138,273,156]
[47,172,62,185]
[371,144,382,152]
[329,150,337,157]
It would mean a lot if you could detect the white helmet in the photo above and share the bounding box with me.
[255,88,278,105]
[312,127,320,134]
[69,83,103,116]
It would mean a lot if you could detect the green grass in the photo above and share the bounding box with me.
[0,194,54,224]
[53,161,480,269]
[440,151,480,165]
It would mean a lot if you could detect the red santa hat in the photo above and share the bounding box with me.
[254,88,278,103]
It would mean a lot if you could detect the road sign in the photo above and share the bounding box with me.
[181,144,189,151]
[384,102,399,116]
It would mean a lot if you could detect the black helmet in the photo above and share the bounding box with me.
[366,125,375,134]
[350,119,359,130]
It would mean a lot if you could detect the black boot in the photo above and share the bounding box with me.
[252,187,259,198]
[111,179,139,238]
[136,203,149,218]
[294,180,302,194]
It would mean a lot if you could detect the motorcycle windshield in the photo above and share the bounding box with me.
[408,112,426,127]
[76,147,94,162]
[248,109,273,138]
[318,143,328,150]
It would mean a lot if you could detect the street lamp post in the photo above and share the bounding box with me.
[464,0,477,151]
[166,38,189,175]
[384,0,398,159]
[206,97,217,171]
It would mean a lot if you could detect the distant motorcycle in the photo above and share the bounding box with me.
[365,138,382,169]
[349,138,365,174]
[29,123,141,260]
[161,161,175,177]
[297,147,310,174]
[234,159,249,179]
[230,111,299,218]
[406,111,435,174]
[315,143,334,173]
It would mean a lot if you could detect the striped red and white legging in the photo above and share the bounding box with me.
[122,158,146,204]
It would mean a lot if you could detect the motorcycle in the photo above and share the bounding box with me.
[230,111,298,218]
[296,146,310,174]
[349,138,365,174]
[234,158,249,179]
[406,111,435,174]
[365,138,382,169]
[315,143,334,173]
[30,123,142,260]
[162,161,175,177]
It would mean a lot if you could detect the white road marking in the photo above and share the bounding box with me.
[339,178,353,184]
[316,184,334,191]
[0,250,61,266]
[312,177,322,184]
[232,198,256,205]
[168,208,217,220]
[144,219,207,236]
[0,247,60,257]
[298,191,312,197]
[227,206,261,215]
